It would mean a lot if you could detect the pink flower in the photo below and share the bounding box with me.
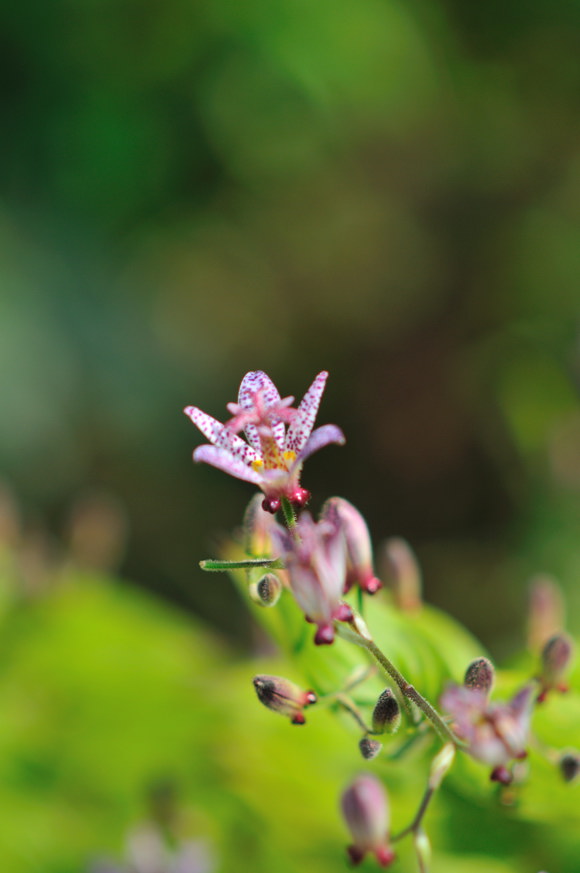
[184,371,344,512]
[441,683,533,782]
[274,512,352,645]
[341,775,395,867]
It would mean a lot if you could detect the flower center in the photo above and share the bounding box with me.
[252,443,297,472]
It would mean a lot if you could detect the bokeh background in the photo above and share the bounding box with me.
[1,0,580,870]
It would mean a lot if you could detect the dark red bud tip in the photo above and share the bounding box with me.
[291,488,311,507]
[305,691,317,706]
[490,766,513,785]
[364,577,383,595]
[314,625,335,645]
[335,603,354,622]
[375,847,396,867]
[347,846,365,866]
[515,750,528,761]
[262,496,281,514]
[536,689,548,704]
[291,713,306,725]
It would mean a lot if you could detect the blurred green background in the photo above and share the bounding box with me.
[1,0,580,869]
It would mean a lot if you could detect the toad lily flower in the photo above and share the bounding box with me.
[441,683,533,783]
[184,370,345,513]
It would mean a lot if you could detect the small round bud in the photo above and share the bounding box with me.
[252,675,317,723]
[250,573,282,607]
[490,765,513,785]
[464,657,495,695]
[359,737,383,760]
[372,689,401,735]
[559,752,580,783]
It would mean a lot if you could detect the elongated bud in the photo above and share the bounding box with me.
[321,497,382,594]
[252,675,316,724]
[527,575,564,652]
[538,633,574,701]
[341,775,395,867]
[359,737,383,760]
[559,752,580,783]
[372,689,401,735]
[243,494,278,557]
[429,743,456,789]
[414,829,431,873]
[381,537,422,612]
[249,573,282,607]
[464,657,495,696]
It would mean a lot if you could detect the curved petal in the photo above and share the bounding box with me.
[193,445,263,485]
[184,406,260,466]
[296,424,345,464]
[184,406,226,444]
[238,370,285,451]
[284,371,329,453]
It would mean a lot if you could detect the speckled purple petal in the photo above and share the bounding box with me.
[193,445,263,484]
[238,370,285,450]
[296,424,345,464]
[185,406,260,466]
[285,371,329,453]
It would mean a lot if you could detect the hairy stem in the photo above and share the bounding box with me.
[335,623,462,747]
[200,557,283,571]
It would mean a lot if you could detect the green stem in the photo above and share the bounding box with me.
[392,787,434,842]
[335,623,463,747]
[335,694,372,733]
[200,558,284,572]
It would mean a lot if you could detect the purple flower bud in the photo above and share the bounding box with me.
[372,689,401,735]
[527,574,564,653]
[464,658,495,696]
[359,737,383,760]
[341,775,395,867]
[273,513,349,645]
[252,675,317,724]
[559,752,580,783]
[538,633,574,701]
[250,573,282,607]
[381,538,422,612]
[321,498,382,594]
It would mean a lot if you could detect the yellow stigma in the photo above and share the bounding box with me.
[251,458,264,472]
[283,450,297,467]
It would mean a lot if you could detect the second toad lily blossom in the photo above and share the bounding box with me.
[184,370,345,512]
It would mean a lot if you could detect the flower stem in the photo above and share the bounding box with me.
[280,496,298,533]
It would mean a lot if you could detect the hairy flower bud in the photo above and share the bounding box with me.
[464,658,495,696]
[372,689,401,735]
[250,573,282,607]
[381,537,422,612]
[538,633,574,701]
[252,675,316,724]
[341,775,395,867]
[359,737,383,760]
[321,498,382,594]
[559,752,580,783]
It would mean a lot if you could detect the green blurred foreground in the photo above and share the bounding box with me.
[0,531,578,873]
